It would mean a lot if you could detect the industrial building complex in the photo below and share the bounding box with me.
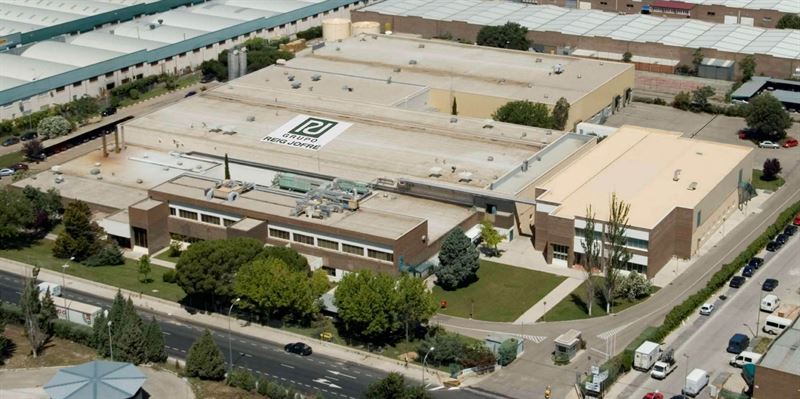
[353,0,800,80]
[13,33,753,279]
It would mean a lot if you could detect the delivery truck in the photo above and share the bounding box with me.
[650,349,677,379]
[682,368,709,397]
[52,297,102,327]
[37,282,62,297]
[634,341,663,371]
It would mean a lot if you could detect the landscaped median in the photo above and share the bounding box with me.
[541,276,658,322]
[591,199,800,393]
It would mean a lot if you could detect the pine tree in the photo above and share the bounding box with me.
[138,254,152,283]
[186,329,226,380]
[93,311,110,357]
[436,227,480,289]
[39,290,57,335]
[451,97,458,116]
[20,267,54,358]
[144,316,168,363]
[53,200,102,261]
[108,291,126,343]
[115,298,146,364]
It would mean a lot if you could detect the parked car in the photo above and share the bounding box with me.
[775,233,788,245]
[742,266,754,278]
[762,278,779,292]
[101,107,117,117]
[729,276,746,288]
[643,392,664,399]
[670,396,690,399]
[747,257,764,270]
[784,225,798,236]
[0,168,14,177]
[10,163,28,171]
[184,90,197,98]
[766,240,782,251]
[727,333,750,354]
[784,138,799,148]
[20,131,37,141]
[284,342,312,356]
[699,303,715,316]
[758,141,780,149]
[794,213,800,226]
[2,136,20,146]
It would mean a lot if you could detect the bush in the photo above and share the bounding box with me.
[83,242,124,267]
[617,272,652,301]
[226,368,256,391]
[168,240,182,257]
[497,338,519,366]
[417,331,466,367]
[52,319,93,347]
[162,269,176,283]
[37,116,72,139]
[461,343,496,368]
[296,26,322,41]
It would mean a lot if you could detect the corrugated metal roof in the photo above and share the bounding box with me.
[44,361,146,399]
[69,30,167,53]
[0,53,74,81]
[362,0,800,60]
[22,41,125,67]
[760,318,800,375]
[144,9,242,32]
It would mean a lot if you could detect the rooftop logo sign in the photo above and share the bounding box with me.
[263,114,351,151]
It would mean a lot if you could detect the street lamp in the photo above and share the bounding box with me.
[743,323,756,338]
[62,257,74,321]
[104,309,113,361]
[422,346,435,388]
[756,286,764,338]
[228,298,240,371]
[682,353,690,391]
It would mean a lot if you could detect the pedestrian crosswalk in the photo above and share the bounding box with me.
[597,324,627,340]
[512,334,548,343]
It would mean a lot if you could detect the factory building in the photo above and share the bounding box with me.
[353,0,800,80]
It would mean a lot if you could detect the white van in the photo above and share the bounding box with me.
[760,294,780,312]
[763,315,792,335]
[729,351,762,368]
[683,368,710,397]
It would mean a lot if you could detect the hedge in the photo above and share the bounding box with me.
[0,302,94,347]
[594,200,800,391]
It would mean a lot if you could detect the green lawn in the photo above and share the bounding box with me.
[431,260,566,322]
[752,170,784,191]
[0,240,185,302]
[542,276,658,322]
[0,150,24,168]
[154,250,180,264]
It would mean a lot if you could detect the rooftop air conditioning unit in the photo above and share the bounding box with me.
[688,182,698,191]
[311,74,321,81]
[673,169,682,181]
[291,82,302,89]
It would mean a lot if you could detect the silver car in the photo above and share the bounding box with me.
[758,141,780,149]
[699,303,714,315]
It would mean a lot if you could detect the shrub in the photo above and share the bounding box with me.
[296,26,322,41]
[37,116,72,139]
[226,368,256,391]
[162,269,177,283]
[168,240,183,257]
[461,343,496,368]
[83,242,124,267]
[497,339,519,366]
[52,319,93,347]
[418,332,465,367]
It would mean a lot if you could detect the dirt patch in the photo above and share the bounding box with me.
[1,325,95,369]
[192,379,264,399]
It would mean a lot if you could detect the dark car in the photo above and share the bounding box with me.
[775,233,788,245]
[747,257,764,269]
[742,266,754,278]
[670,396,690,399]
[762,278,779,292]
[200,75,214,83]
[784,225,798,236]
[727,333,750,354]
[284,342,312,356]
[184,90,197,98]
[729,276,746,288]
[2,136,20,146]
[20,131,37,141]
[766,241,782,252]
[10,163,28,171]
[101,107,117,117]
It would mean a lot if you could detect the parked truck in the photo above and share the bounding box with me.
[52,297,102,327]
[682,368,710,397]
[634,341,663,371]
[37,282,62,298]
[650,349,677,379]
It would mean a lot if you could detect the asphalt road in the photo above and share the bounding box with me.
[0,270,485,399]
[612,230,800,398]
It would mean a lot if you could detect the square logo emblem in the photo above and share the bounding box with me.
[287,117,339,138]
[262,114,352,151]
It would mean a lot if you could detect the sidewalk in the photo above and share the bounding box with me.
[514,277,583,324]
[0,257,450,385]
[486,238,584,279]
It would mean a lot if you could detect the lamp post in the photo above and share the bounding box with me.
[756,287,763,338]
[104,309,113,361]
[682,353,690,392]
[422,346,435,388]
[61,257,74,321]
[228,298,240,371]
[743,323,756,338]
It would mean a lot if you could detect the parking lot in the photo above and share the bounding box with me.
[606,103,800,177]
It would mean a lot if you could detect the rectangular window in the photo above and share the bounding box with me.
[218,40,226,45]
[763,16,772,21]
[293,233,315,245]
[135,74,143,80]
[132,227,148,248]
[179,52,186,58]
[135,63,144,68]
[552,244,569,261]
[342,243,364,256]
[321,266,335,276]
[105,72,114,77]
[368,249,394,262]
[223,219,236,227]
[707,11,715,15]
[269,228,290,240]
[193,48,200,53]
[169,207,176,216]
[317,238,339,250]
[150,61,158,66]
[626,4,633,7]
[201,214,221,225]
[56,86,65,92]
[89,77,98,82]
[625,237,649,250]
[206,44,213,49]
[106,83,115,90]
[179,209,198,220]
[696,210,702,227]
[121,67,129,73]
[256,28,263,34]
[165,56,173,61]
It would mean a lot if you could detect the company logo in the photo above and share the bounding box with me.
[288,117,339,138]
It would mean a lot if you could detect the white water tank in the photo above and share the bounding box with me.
[351,21,380,36]
[322,18,351,42]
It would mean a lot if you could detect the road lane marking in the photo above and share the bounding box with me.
[327,370,357,379]
[280,363,295,369]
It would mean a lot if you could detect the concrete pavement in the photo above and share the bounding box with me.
[514,277,583,324]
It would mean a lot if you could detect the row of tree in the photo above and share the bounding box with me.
[92,291,167,365]
[53,200,124,267]
[492,98,571,130]
[0,186,63,248]
[200,37,294,82]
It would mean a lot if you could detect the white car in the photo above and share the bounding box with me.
[699,303,715,315]
[0,168,15,177]
[759,141,780,149]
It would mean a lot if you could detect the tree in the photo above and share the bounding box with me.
[476,22,529,50]
[622,51,632,63]
[365,373,431,399]
[417,332,465,367]
[224,153,231,180]
[672,91,691,111]
[436,227,480,290]
[497,338,519,366]
[255,246,309,274]
[776,14,800,29]
[602,193,632,314]
[493,100,552,129]
[335,270,399,341]
[234,258,318,322]
[309,268,330,298]
[580,206,601,317]
[451,97,458,116]
[479,220,503,256]
[200,59,226,81]
[691,48,704,75]
[82,241,124,267]
[23,186,62,231]
[115,299,146,365]
[92,310,109,357]
[186,329,226,380]
[138,255,152,283]
[53,200,102,261]
[37,116,71,139]
[746,93,793,141]
[0,188,35,246]
[395,274,436,342]
[691,86,715,112]
[617,272,652,301]
[551,97,570,130]
[20,267,55,358]
[175,238,264,307]
[23,139,44,161]
[762,158,782,181]
[143,316,167,363]
[739,55,756,82]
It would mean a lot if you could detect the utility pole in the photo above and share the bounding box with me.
[228,298,240,371]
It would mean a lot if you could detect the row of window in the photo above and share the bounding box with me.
[268,227,394,262]
[170,207,236,227]
[574,228,648,250]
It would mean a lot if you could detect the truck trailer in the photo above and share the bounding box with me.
[634,341,663,371]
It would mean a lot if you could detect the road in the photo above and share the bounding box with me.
[0,270,482,399]
[611,230,800,398]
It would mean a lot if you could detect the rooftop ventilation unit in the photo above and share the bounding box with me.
[688,182,698,191]
[553,64,565,74]
[673,169,682,181]
[458,171,473,183]
[428,167,442,177]
[291,82,302,89]
[409,59,417,65]
[205,180,254,202]
[311,74,321,81]
[287,75,295,81]
[418,44,425,48]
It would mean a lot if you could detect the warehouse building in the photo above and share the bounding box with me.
[541,0,799,28]
[753,317,800,399]
[731,76,800,112]
[353,0,800,80]
[533,125,753,277]
[0,0,375,120]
